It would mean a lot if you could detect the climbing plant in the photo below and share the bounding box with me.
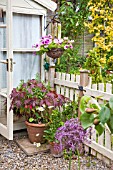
[56,0,90,74]
[85,0,113,83]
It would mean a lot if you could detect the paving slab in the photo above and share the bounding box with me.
[16,138,50,156]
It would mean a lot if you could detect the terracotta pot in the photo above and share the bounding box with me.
[25,121,46,144]
[49,142,63,158]
[46,48,64,59]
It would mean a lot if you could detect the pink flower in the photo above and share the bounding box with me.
[58,39,63,44]
[64,45,69,49]
[47,34,52,39]
[54,38,59,44]
[25,105,28,108]
[70,45,73,49]
[29,105,33,110]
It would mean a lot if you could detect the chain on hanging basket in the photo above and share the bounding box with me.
[46,48,64,59]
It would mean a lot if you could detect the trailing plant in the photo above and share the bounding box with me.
[33,34,74,56]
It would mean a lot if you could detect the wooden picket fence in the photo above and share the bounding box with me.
[45,71,113,164]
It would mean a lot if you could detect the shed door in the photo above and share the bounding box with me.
[13,13,41,87]
[0,12,41,140]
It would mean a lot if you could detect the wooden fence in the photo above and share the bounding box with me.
[46,71,113,164]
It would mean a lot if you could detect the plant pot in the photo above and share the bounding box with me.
[46,48,64,59]
[49,142,63,158]
[25,121,46,144]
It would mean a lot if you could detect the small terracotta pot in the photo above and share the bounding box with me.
[25,121,46,144]
[49,142,63,158]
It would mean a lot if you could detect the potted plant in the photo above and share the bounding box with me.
[33,34,74,59]
[9,77,69,143]
[44,101,78,157]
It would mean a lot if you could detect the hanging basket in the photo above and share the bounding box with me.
[46,48,64,59]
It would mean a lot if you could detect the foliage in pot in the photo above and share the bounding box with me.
[44,101,78,141]
[33,34,74,59]
[44,101,78,157]
[9,77,69,143]
[80,95,113,135]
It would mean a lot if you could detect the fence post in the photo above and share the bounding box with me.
[78,70,89,118]
[48,62,55,91]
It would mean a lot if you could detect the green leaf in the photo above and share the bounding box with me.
[107,115,113,133]
[99,106,110,124]
[80,112,94,129]
[29,118,34,122]
[80,96,91,113]
[95,123,105,136]
[34,112,41,119]
[109,97,113,110]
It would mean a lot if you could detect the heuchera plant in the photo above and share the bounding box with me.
[10,79,69,124]
[33,34,74,55]
[55,118,91,170]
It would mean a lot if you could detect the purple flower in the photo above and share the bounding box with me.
[55,118,91,153]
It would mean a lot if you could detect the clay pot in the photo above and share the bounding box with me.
[49,142,63,158]
[25,121,46,144]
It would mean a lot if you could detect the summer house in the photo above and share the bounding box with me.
[0,0,57,140]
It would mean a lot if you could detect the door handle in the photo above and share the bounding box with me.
[0,59,15,64]
[0,60,8,64]
[0,59,16,72]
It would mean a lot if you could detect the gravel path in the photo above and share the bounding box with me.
[0,130,112,170]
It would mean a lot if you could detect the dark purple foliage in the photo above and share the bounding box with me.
[55,118,91,153]
[10,79,70,123]
[40,91,69,108]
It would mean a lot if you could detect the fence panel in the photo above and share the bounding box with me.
[84,81,113,164]
[54,72,113,164]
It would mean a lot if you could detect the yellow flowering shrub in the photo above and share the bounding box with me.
[85,0,113,82]
[107,56,113,70]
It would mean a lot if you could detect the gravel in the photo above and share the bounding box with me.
[0,130,112,170]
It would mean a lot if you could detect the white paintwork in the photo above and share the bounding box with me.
[50,72,113,163]
[0,0,13,140]
[84,140,113,161]
[0,0,48,140]
[33,0,57,12]
[0,0,57,14]
[65,74,70,98]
